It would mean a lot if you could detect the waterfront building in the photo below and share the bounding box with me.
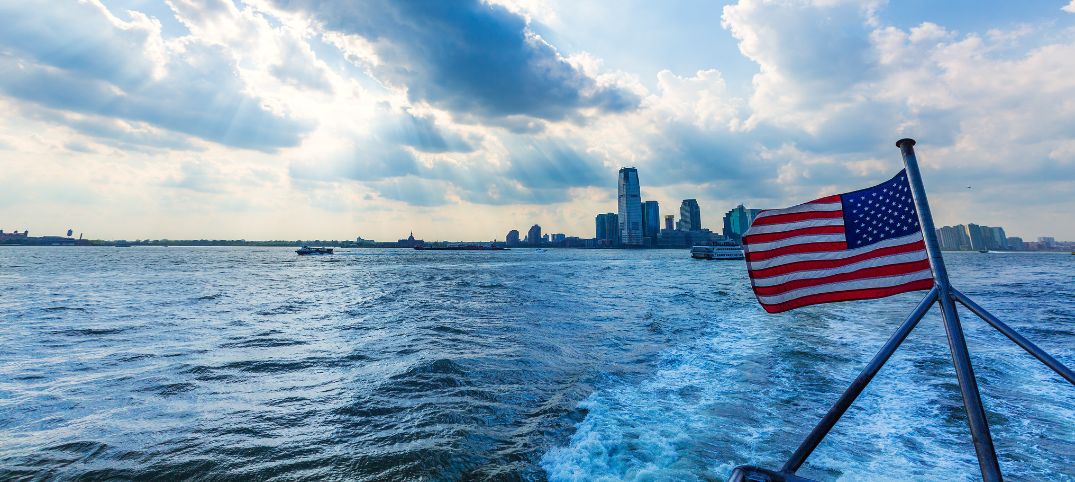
[618,168,643,246]
[722,204,762,241]
[506,229,520,246]
[0,229,29,240]
[946,223,1012,250]
[937,225,970,250]
[397,232,424,247]
[642,200,660,246]
[526,224,542,245]
[657,227,719,248]
[664,215,674,231]
[1006,236,1025,251]
[964,224,988,251]
[677,199,701,232]
[657,228,689,248]
[551,233,566,243]
[557,236,584,248]
[987,226,1008,250]
[595,213,620,247]
[1039,236,1056,248]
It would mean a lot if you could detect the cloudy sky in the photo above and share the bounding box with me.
[2,0,1075,241]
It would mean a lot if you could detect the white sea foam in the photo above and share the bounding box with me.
[543,292,1075,481]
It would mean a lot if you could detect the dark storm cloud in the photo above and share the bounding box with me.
[0,2,310,151]
[272,0,640,121]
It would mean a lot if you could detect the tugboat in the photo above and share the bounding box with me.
[691,241,745,260]
[296,246,333,255]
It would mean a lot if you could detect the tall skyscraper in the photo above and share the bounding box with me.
[506,229,520,246]
[723,204,762,241]
[664,215,674,231]
[618,168,643,246]
[641,200,660,245]
[526,224,542,245]
[677,199,701,232]
[936,225,967,250]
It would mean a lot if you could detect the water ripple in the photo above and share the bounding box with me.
[0,247,1071,481]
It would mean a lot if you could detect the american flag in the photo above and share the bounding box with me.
[742,170,934,313]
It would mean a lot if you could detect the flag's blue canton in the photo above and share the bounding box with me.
[841,170,920,249]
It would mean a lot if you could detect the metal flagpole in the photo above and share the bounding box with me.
[897,138,1002,482]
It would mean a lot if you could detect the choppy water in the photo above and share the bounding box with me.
[0,247,1072,481]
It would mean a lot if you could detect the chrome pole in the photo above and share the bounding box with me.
[952,289,1075,386]
[898,138,1002,482]
[781,286,939,474]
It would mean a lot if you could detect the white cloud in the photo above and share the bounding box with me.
[2,0,1075,241]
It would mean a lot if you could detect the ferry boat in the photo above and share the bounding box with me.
[691,242,745,260]
[296,246,333,255]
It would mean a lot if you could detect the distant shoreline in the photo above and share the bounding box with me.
[1,242,1071,253]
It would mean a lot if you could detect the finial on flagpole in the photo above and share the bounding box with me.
[896,138,915,148]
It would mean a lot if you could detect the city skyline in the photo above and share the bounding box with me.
[3,1,1075,240]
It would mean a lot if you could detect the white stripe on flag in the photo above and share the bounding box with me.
[744,217,844,236]
[756,269,934,305]
[747,232,924,270]
[750,250,929,287]
[752,202,842,221]
[744,234,847,253]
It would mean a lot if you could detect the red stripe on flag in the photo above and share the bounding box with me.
[810,195,841,204]
[752,259,933,296]
[759,278,935,313]
[742,225,846,245]
[749,209,844,227]
[745,241,848,262]
[748,240,926,279]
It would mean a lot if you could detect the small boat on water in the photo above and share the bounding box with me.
[691,242,745,260]
[296,246,333,255]
[978,249,989,253]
